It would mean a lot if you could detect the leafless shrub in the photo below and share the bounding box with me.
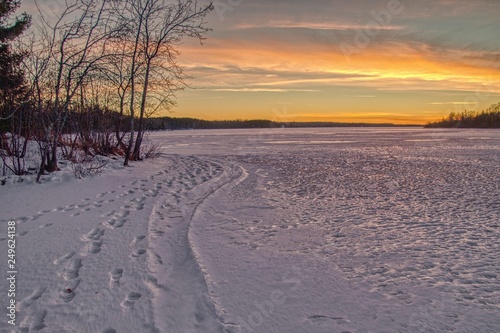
[0,133,29,176]
[60,134,79,162]
[72,154,108,179]
[142,140,162,159]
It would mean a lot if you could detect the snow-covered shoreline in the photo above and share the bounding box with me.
[1,128,499,332]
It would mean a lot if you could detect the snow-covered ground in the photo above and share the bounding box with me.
[1,128,499,332]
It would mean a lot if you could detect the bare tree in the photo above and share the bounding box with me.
[8,0,213,180]
[28,0,118,173]
[104,41,135,149]
[110,0,213,166]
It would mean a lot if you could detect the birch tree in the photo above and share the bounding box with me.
[110,0,213,165]
[30,0,118,173]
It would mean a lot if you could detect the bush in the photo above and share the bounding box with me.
[72,154,108,179]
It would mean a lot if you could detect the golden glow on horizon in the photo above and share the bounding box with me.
[19,0,500,124]
[167,2,500,124]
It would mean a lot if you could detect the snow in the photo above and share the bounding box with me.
[1,128,499,332]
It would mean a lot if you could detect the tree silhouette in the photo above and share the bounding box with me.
[425,103,500,128]
[0,0,30,118]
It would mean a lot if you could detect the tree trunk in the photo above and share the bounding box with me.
[124,115,134,166]
[132,59,151,161]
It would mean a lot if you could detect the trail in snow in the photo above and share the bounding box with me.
[185,128,500,333]
[0,155,236,333]
[145,156,240,333]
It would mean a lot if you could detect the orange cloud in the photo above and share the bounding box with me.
[174,27,500,123]
[181,36,500,91]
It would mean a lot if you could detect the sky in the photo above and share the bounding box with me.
[22,0,500,124]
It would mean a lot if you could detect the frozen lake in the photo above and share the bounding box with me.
[2,128,498,332]
[152,127,500,332]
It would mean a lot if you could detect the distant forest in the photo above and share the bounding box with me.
[425,103,500,128]
[145,117,420,130]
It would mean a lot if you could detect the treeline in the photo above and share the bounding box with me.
[0,0,213,180]
[283,122,418,128]
[425,103,500,128]
[145,117,420,130]
[145,117,277,130]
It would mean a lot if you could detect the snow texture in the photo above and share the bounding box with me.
[1,128,499,332]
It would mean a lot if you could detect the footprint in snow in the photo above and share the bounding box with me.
[307,315,350,326]
[131,249,147,258]
[21,309,47,332]
[105,218,126,229]
[62,258,82,281]
[58,258,82,302]
[18,287,46,311]
[83,228,104,241]
[59,278,81,302]
[53,251,76,265]
[88,240,103,254]
[109,268,124,288]
[121,292,142,310]
[29,214,43,221]
[62,205,77,212]
[130,235,146,246]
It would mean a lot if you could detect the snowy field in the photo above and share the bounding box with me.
[1,128,499,332]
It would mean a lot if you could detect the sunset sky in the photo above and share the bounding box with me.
[23,0,500,124]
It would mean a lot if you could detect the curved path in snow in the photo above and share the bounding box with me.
[0,155,240,333]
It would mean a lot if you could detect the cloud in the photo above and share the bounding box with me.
[429,102,481,105]
[207,88,321,93]
[174,0,500,121]
[180,35,500,94]
[232,21,405,31]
